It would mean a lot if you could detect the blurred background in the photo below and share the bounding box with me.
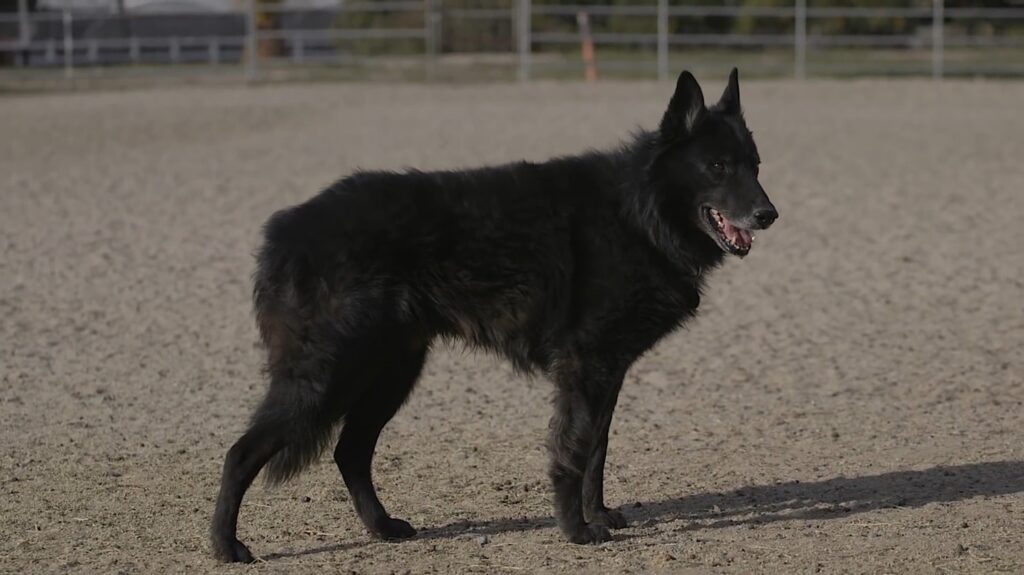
[1,0,1022,88]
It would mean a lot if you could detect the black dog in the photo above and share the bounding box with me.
[211,68,777,562]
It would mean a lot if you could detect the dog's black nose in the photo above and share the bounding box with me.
[753,208,778,229]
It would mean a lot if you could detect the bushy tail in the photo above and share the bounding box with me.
[260,418,337,486]
[253,386,346,486]
[249,228,374,485]
[251,276,349,485]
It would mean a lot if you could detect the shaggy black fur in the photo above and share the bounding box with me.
[211,68,778,562]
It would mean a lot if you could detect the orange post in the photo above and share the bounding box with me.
[576,11,597,82]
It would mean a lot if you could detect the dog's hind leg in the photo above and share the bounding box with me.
[210,418,288,563]
[582,386,628,529]
[210,328,355,563]
[334,339,428,540]
[548,365,625,544]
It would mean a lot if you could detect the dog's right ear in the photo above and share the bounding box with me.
[659,70,706,140]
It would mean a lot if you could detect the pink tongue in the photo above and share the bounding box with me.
[721,217,751,248]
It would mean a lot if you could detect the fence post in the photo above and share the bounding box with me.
[794,0,806,79]
[292,33,304,64]
[17,0,30,66]
[576,11,596,82]
[932,0,943,79]
[62,7,73,80]
[245,0,258,81]
[517,0,531,81]
[425,0,439,81]
[657,0,668,80]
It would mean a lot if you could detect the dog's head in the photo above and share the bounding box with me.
[652,68,777,257]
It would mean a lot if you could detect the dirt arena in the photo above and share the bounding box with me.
[2,78,1022,574]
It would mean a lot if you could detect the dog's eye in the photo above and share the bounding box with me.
[710,161,726,173]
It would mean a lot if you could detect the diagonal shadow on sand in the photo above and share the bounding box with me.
[627,459,1024,532]
[264,460,1024,561]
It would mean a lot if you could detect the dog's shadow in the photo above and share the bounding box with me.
[265,460,1024,560]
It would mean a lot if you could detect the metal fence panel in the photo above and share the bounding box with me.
[1,1,1022,82]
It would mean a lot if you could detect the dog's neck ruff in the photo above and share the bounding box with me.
[617,132,725,279]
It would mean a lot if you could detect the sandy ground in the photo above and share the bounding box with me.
[2,78,1023,574]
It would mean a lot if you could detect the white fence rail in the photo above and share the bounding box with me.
[1,1,1022,81]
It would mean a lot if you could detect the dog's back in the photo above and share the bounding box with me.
[254,154,635,368]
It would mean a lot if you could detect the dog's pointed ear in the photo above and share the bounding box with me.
[716,67,741,115]
[659,70,705,139]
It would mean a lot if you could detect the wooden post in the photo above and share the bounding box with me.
[576,11,597,82]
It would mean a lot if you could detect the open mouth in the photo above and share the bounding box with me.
[704,207,753,256]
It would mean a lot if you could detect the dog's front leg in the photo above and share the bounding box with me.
[581,383,628,529]
[548,368,625,544]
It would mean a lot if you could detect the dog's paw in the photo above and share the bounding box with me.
[588,507,628,529]
[211,537,255,563]
[567,523,613,545]
[369,517,417,540]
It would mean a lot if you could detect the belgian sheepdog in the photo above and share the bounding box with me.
[212,68,778,562]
